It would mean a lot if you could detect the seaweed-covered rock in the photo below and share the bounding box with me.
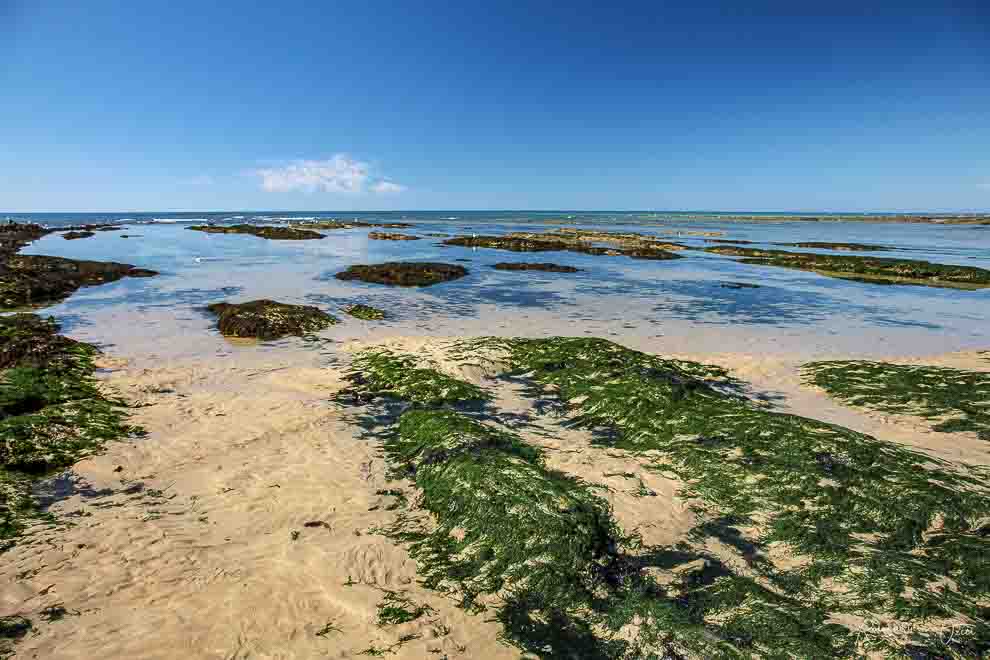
[187,224,325,240]
[781,241,893,251]
[343,304,387,320]
[61,231,95,240]
[0,255,159,310]
[443,233,682,261]
[207,300,338,339]
[368,232,421,241]
[335,262,468,287]
[705,245,990,289]
[1,314,137,545]
[492,262,581,273]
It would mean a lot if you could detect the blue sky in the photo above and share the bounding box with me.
[1,1,988,212]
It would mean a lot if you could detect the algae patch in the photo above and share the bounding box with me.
[335,263,468,287]
[187,224,325,240]
[803,360,990,440]
[343,304,387,321]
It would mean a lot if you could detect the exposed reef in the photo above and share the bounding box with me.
[343,304,387,320]
[367,232,421,241]
[705,245,990,288]
[335,262,468,287]
[492,262,581,273]
[187,224,325,240]
[443,230,683,261]
[1,222,159,310]
[61,231,95,240]
[804,360,990,440]
[206,299,338,340]
[780,241,893,251]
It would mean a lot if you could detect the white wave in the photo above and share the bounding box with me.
[150,218,209,223]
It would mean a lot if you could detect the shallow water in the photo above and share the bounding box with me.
[11,212,990,363]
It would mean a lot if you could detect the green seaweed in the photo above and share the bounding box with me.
[376,590,435,626]
[705,245,990,289]
[453,337,990,655]
[343,349,489,407]
[187,224,324,240]
[0,315,139,548]
[341,347,869,658]
[344,304,387,321]
[803,360,990,440]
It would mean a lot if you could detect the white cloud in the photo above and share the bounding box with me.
[371,180,406,194]
[978,182,990,190]
[255,155,404,194]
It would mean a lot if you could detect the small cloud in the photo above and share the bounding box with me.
[179,175,214,186]
[254,155,404,194]
[978,182,990,190]
[371,180,406,194]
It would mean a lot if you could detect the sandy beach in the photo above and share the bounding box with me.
[3,327,988,658]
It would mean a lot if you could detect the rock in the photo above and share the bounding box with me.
[206,300,338,339]
[187,224,325,240]
[1,254,159,310]
[335,262,468,287]
[62,231,95,240]
[367,232,421,241]
[492,262,581,273]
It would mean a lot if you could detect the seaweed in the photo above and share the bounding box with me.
[455,336,990,654]
[340,347,864,658]
[375,590,435,625]
[803,360,990,440]
[705,245,990,289]
[187,224,325,240]
[335,263,468,287]
[206,299,338,339]
[342,349,488,407]
[0,315,140,548]
[1,254,158,310]
[344,304,388,320]
[780,242,893,251]
[443,234,682,261]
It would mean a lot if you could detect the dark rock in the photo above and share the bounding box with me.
[367,232,421,241]
[719,282,761,289]
[0,314,90,370]
[206,299,338,339]
[335,262,468,287]
[1,254,159,310]
[187,224,325,240]
[781,242,893,252]
[62,231,95,240]
[492,262,581,273]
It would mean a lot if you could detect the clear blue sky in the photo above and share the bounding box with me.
[2,1,988,212]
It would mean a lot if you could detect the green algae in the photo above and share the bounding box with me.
[453,337,990,656]
[343,349,488,407]
[344,304,387,321]
[491,262,581,273]
[187,224,325,240]
[340,348,867,658]
[780,242,893,251]
[705,245,990,289]
[375,590,435,625]
[207,299,338,340]
[803,360,990,440]
[1,315,140,548]
[368,232,421,241]
[443,234,682,261]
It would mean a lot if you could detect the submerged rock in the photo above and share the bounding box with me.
[367,232,421,241]
[705,245,990,289]
[206,299,338,339]
[335,262,468,287]
[492,262,582,273]
[293,220,414,230]
[187,224,325,240]
[62,231,95,240]
[720,282,762,289]
[343,303,387,320]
